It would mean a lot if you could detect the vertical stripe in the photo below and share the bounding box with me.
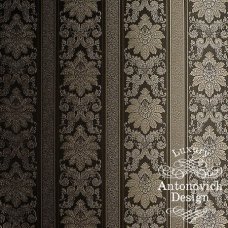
[0,0,41,226]
[121,1,169,226]
[56,0,105,227]
[41,0,56,226]
[187,0,228,227]
[170,0,186,227]
[105,0,121,227]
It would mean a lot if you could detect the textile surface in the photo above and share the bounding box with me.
[0,0,228,227]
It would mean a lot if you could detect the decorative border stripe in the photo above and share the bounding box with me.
[105,0,121,227]
[121,1,169,226]
[41,0,56,226]
[170,0,186,227]
[187,0,228,227]
[56,0,105,227]
[0,0,41,226]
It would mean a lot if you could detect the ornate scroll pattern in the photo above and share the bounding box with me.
[123,0,168,226]
[58,0,104,227]
[0,0,39,226]
[188,0,228,227]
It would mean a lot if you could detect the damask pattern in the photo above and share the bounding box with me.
[188,0,228,227]
[0,0,40,226]
[122,0,169,226]
[57,0,104,227]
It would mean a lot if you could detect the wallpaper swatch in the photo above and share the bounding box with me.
[121,0,169,227]
[187,0,228,227]
[0,0,228,227]
[57,0,105,227]
[0,0,41,226]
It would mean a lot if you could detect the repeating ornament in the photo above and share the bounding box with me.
[0,0,39,226]
[191,0,228,23]
[126,163,163,209]
[191,52,228,97]
[123,0,168,227]
[58,0,104,227]
[126,14,165,60]
[188,0,228,227]
[191,201,228,227]
[62,52,99,96]
[62,0,100,22]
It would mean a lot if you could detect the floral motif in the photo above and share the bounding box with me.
[61,200,100,228]
[62,51,99,96]
[129,0,159,19]
[126,163,162,208]
[192,126,227,168]
[60,167,102,203]
[61,125,99,171]
[123,1,167,226]
[191,0,228,23]
[0,88,35,133]
[125,204,166,227]
[0,163,35,208]
[191,52,228,97]
[126,14,164,59]
[62,0,100,22]
[0,0,38,225]
[59,0,102,224]
[0,14,35,59]
[191,201,228,228]
[126,88,164,134]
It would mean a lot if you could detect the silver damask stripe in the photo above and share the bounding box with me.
[41,0,56,227]
[105,0,121,227]
[122,1,169,226]
[187,1,228,228]
[57,0,104,227]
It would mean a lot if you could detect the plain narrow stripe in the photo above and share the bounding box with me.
[41,0,56,226]
[170,0,186,227]
[105,0,121,227]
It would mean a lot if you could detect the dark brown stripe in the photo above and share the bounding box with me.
[56,0,105,227]
[121,0,170,226]
[41,0,56,226]
[0,0,41,226]
[187,1,228,227]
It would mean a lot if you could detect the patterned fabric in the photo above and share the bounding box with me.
[57,0,104,227]
[0,0,40,226]
[0,0,228,227]
[188,0,228,227]
[122,0,169,227]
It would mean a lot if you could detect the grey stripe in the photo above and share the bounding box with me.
[41,0,56,227]
[170,0,186,227]
[105,0,120,227]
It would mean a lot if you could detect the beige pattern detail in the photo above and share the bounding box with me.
[61,125,99,171]
[126,14,164,60]
[0,14,35,59]
[192,126,228,168]
[126,163,162,209]
[191,0,228,23]
[61,200,100,228]
[191,201,228,228]
[191,52,228,97]
[62,51,99,96]
[0,88,35,133]
[62,0,100,22]
[126,88,164,134]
